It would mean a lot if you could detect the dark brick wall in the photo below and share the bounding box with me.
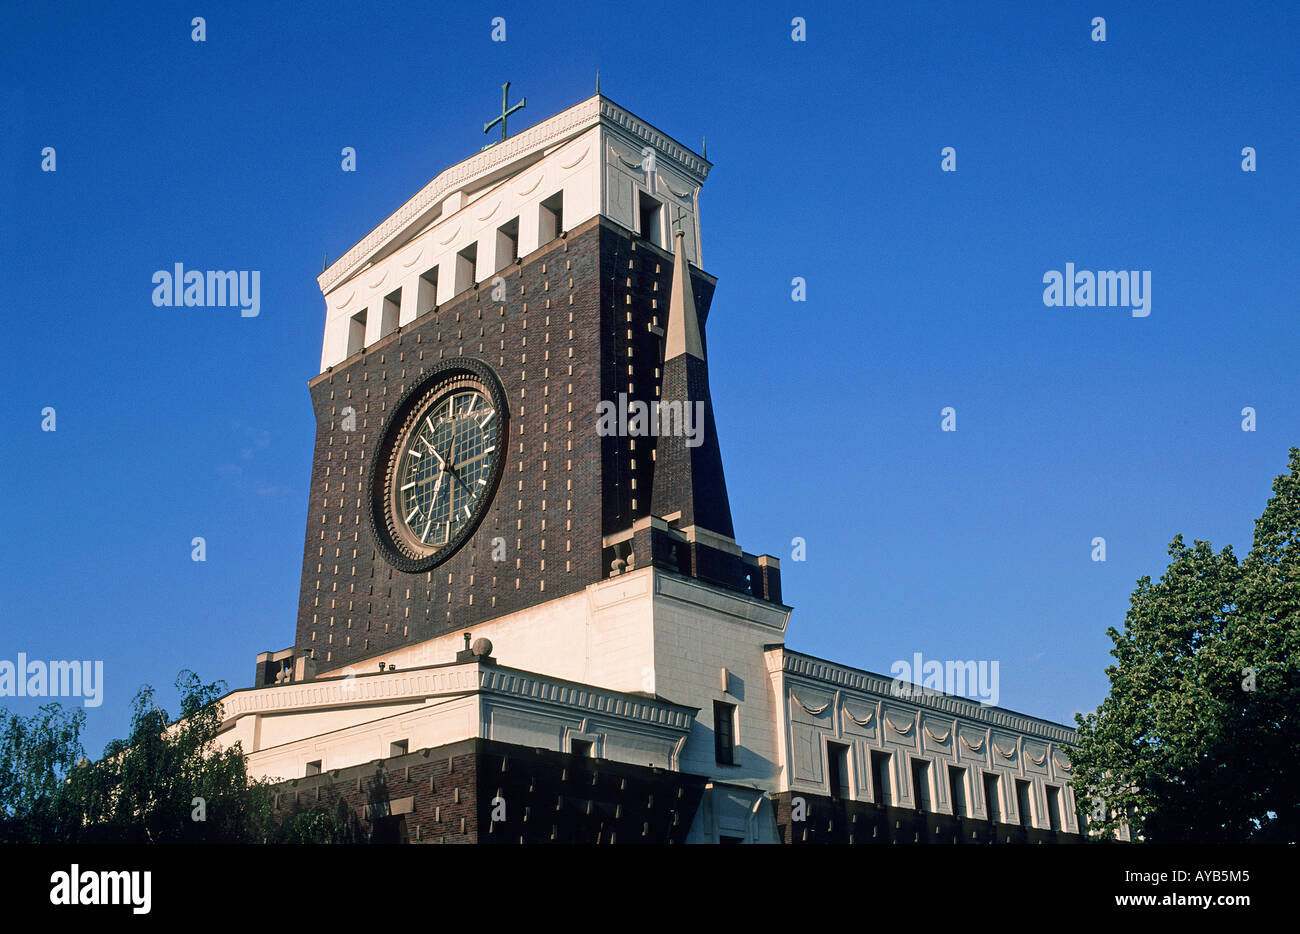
[272,739,480,844]
[596,224,718,537]
[295,220,609,668]
[476,740,707,844]
[771,791,1085,844]
[292,217,735,669]
[269,738,707,844]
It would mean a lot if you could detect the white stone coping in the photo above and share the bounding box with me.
[654,570,792,632]
[774,649,1077,744]
[217,661,697,733]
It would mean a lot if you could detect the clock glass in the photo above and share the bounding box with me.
[373,365,506,570]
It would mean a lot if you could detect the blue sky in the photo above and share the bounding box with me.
[2,1,1296,755]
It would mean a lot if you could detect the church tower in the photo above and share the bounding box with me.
[288,91,783,677]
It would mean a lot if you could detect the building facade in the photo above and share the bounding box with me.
[215,91,1084,843]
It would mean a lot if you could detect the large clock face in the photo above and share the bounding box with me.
[372,362,507,571]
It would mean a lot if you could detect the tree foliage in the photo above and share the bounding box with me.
[0,703,86,842]
[1,671,280,843]
[1072,447,1300,842]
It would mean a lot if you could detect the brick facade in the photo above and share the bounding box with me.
[293,215,769,671]
[271,738,708,844]
[771,791,1084,845]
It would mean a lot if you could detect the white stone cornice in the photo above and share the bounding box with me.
[220,667,477,724]
[478,667,695,731]
[654,569,791,633]
[780,650,1076,745]
[597,97,712,180]
[218,661,695,733]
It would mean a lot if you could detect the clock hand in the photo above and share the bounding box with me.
[448,468,477,503]
[421,436,446,468]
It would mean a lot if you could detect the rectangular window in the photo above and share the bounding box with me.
[418,265,438,316]
[984,773,1002,823]
[380,288,401,338]
[455,242,478,294]
[1016,780,1034,828]
[948,766,968,817]
[305,760,322,776]
[496,217,519,271]
[713,701,735,766]
[911,759,933,812]
[571,738,592,758]
[638,191,663,247]
[346,309,366,356]
[539,191,563,243]
[869,750,891,806]
[826,742,850,799]
[1046,785,1062,832]
[389,739,408,757]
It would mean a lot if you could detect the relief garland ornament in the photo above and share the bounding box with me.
[959,733,985,752]
[842,705,874,727]
[922,723,952,743]
[884,714,915,735]
[790,692,830,716]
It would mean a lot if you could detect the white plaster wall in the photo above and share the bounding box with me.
[242,694,480,782]
[649,574,788,792]
[315,573,657,698]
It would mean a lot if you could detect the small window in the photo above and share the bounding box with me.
[346,309,367,356]
[713,701,735,765]
[571,738,592,758]
[418,265,438,316]
[983,773,1002,823]
[1016,780,1034,828]
[826,742,850,799]
[454,242,478,294]
[389,739,408,757]
[371,814,408,844]
[380,288,401,338]
[539,191,563,243]
[496,217,519,271]
[911,759,933,812]
[305,760,322,776]
[638,191,663,247]
[869,750,891,806]
[1046,785,1062,832]
[948,766,968,817]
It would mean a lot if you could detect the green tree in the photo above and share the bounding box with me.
[1072,447,1300,842]
[58,670,275,843]
[0,703,86,842]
